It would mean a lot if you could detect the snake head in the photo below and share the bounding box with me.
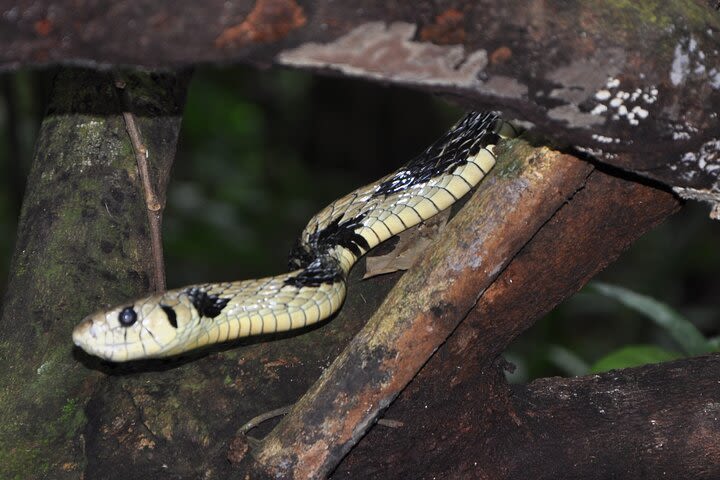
[73,290,193,362]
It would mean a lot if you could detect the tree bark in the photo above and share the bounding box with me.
[336,166,688,479]
[0,68,187,480]
[338,355,720,480]
[2,0,720,200]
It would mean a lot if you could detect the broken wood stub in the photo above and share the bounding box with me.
[336,167,686,478]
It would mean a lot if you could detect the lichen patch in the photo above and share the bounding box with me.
[670,35,720,89]
[589,77,658,127]
[277,22,494,90]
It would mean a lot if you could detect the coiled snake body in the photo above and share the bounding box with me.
[73,112,515,362]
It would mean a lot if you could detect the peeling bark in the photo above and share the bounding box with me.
[2,1,720,199]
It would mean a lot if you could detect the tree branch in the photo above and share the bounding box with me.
[115,75,168,292]
[2,1,720,198]
[337,354,720,479]
[336,163,686,479]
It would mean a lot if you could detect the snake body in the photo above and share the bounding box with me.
[73,112,514,362]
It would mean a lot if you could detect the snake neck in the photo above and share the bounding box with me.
[283,250,350,289]
[289,212,369,269]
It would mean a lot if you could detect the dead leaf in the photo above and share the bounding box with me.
[364,209,450,279]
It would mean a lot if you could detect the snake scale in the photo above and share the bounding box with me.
[73,112,515,362]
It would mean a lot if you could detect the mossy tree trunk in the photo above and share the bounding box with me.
[0,68,187,480]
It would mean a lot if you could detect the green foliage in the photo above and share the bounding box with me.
[589,345,679,373]
[532,282,715,378]
[588,282,715,356]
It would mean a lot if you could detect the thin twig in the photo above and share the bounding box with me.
[115,76,166,292]
[239,405,293,436]
[377,418,404,428]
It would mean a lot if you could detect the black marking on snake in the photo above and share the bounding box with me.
[185,287,231,319]
[372,112,500,199]
[284,255,344,288]
[160,304,178,328]
[289,212,370,269]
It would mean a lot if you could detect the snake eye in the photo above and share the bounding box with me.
[118,307,137,327]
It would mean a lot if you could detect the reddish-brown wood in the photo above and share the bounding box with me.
[337,167,688,479]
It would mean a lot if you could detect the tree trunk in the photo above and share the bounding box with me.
[0,68,187,480]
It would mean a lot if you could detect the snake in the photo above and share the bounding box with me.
[72,112,515,362]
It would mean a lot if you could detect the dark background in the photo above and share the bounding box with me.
[1,67,718,380]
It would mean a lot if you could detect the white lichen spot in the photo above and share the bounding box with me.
[680,139,720,176]
[595,89,612,101]
[575,145,605,158]
[671,122,699,141]
[671,41,691,85]
[631,106,649,119]
[710,68,720,89]
[589,77,656,126]
[670,35,718,88]
[590,104,607,115]
[592,134,620,144]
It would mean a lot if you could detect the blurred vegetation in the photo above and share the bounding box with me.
[0,67,718,380]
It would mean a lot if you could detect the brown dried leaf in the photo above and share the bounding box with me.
[364,209,450,279]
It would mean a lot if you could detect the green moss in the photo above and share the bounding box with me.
[599,0,675,31]
[496,140,531,178]
[0,394,87,478]
[58,399,87,441]
[603,0,718,30]
[557,0,719,62]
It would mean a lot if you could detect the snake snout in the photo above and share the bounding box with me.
[72,316,99,347]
